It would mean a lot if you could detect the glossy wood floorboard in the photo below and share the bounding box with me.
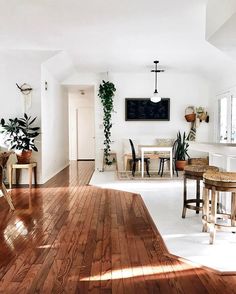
[0,161,236,293]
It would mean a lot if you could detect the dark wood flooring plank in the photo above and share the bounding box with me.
[1,161,236,293]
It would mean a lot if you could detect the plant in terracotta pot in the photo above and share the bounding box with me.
[0,113,40,163]
[175,131,190,170]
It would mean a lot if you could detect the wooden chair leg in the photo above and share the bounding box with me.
[202,187,209,232]
[196,179,200,214]
[231,192,236,227]
[209,187,216,244]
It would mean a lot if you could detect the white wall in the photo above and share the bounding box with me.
[68,88,95,160]
[41,66,69,183]
[63,71,211,171]
[0,50,55,183]
[102,72,211,170]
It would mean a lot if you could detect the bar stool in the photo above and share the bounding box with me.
[202,171,236,244]
[182,165,219,218]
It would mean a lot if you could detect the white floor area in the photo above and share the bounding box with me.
[90,171,236,273]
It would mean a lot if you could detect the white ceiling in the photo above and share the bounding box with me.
[0,0,236,79]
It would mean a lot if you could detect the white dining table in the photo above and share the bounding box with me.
[140,145,173,178]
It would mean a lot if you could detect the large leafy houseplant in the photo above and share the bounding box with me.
[175,131,190,170]
[98,80,116,166]
[0,113,40,163]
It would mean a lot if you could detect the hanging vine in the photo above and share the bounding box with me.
[98,80,116,165]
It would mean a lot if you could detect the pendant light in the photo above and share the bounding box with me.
[150,60,164,103]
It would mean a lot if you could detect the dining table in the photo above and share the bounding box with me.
[139,145,173,178]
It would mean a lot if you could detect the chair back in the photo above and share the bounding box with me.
[129,139,136,161]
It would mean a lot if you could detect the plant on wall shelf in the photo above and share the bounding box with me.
[98,80,116,165]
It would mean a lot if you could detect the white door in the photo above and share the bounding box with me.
[77,107,95,160]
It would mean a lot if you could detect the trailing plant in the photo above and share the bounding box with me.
[175,131,190,161]
[98,80,116,165]
[0,113,40,151]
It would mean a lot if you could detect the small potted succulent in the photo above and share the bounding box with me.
[175,131,190,170]
[0,113,40,163]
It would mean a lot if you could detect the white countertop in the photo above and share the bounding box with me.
[188,141,236,156]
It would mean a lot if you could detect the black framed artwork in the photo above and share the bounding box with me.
[125,98,170,121]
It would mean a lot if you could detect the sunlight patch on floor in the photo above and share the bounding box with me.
[80,263,197,281]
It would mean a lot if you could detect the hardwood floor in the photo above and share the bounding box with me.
[0,160,236,293]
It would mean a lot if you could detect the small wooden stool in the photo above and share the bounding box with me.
[203,171,236,244]
[9,162,37,189]
[182,165,219,218]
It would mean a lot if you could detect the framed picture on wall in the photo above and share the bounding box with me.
[125,98,170,121]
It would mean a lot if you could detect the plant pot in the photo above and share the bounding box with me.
[16,150,32,164]
[176,160,187,171]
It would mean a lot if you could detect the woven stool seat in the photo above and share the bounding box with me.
[184,165,219,177]
[204,171,236,183]
[202,171,236,244]
[182,164,219,218]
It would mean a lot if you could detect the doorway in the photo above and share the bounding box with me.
[68,85,95,161]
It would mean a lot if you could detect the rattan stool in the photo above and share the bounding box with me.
[182,165,219,218]
[202,171,236,244]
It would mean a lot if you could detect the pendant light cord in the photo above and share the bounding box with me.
[151,60,164,94]
[154,62,157,93]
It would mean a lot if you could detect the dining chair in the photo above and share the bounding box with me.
[0,152,15,210]
[129,139,150,177]
[158,140,178,177]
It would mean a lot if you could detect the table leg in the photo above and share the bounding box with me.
[29,167,32,189]
[16,169,20,186]
[141,150,144,178]
[124,155,127,171]
[9,165,13,189]
[169,150,173,178]
[34,166,37,186]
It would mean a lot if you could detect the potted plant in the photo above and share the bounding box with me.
[98,80,116,166]
[0,113,40,163]
[175,131,190,170]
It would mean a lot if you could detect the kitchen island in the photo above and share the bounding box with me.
[188,141,236,213]
[188,141,236,171]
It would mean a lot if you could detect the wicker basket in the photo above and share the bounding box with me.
[185,106,196,122]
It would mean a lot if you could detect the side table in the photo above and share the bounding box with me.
[9,162,37,189]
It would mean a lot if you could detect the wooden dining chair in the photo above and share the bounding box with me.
[129,139,150,177]
[158,140,178,177]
